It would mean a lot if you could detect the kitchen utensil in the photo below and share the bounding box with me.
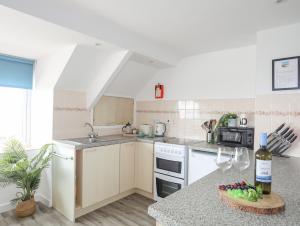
[203,121,210,131]
[270,133,295,153]
[268,126,290,145]
[211,119,217,130]
[154,122,166,137]
[267,123,285,138]
[268,123,298,157]
[268,129,294,150]
[277,135,297,155]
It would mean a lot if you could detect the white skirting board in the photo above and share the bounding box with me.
[0,194,51,213]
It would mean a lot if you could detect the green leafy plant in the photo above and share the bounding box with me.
[0,139,53,203]
[217,113,238,127]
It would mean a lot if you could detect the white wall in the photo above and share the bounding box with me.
[137,45,256,100]
[0,47,77,213]
[256,23,300,95]
[105,60,158,98]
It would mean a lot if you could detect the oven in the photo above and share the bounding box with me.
[154,151,185,179]
[154,142,188,201]
[154,172,185,201]
[217,127,254,149]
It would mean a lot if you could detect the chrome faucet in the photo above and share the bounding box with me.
[84,122,97,138]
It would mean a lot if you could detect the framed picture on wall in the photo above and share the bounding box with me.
[272,56,300,91]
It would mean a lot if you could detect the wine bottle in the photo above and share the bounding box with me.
[255,133,272,194]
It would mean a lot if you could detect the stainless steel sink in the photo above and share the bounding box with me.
[67,135,124,144]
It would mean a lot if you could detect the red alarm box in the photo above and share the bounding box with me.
[155,83,164,99]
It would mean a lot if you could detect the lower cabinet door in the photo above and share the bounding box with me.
[52,144,76,222]
[135,142,154,193]
[82,144,120,207]
[120,142,136,193]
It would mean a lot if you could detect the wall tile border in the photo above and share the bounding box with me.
[54,107,88,112]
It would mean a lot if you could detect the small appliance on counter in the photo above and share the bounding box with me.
[122,122,133,134]
[217,126,254,149]
[154,122,166,137]
[139,124,153,137]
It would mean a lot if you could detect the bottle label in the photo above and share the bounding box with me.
[256,159,272,183]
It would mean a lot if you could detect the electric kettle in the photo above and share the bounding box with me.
[154,122,166,137]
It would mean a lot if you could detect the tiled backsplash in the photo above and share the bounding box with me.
[53,90,123,139]
[135,98,255,140]
[53,90,300,157]
[53,90,91,139]
[255,93,300,157]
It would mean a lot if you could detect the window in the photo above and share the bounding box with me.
[0,87,31,149]
[0,54,34,150]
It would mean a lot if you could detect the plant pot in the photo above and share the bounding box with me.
[15,198,36,218]
[228,118,237,127]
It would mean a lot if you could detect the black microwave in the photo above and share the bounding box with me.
[217,127,254,149]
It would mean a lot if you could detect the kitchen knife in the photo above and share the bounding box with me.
[277,135,297,155]
[268,129,294,150]
[268,123,285,138]
[271,133,295,153]
[268,127,290,145]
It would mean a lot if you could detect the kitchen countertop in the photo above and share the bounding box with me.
[189,141,222,153]
[148,151,300,226]
[55,135,201,150]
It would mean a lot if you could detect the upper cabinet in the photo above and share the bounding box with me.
[93,96,134,126]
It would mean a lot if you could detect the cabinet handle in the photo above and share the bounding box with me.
[53,152,74,160]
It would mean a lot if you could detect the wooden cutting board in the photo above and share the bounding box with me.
[219,190,285,215]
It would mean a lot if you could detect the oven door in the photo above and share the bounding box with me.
[154,173,185,201]
[154,153,185,179]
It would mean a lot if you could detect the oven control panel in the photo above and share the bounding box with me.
[154,143,187,157]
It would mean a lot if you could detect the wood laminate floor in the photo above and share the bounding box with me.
[0,194,156,226]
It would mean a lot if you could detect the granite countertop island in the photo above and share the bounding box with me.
[148,153,300,226]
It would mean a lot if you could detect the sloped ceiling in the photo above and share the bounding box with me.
[104,59,159,98]
[55,44,121,91]
[0,5,99,59]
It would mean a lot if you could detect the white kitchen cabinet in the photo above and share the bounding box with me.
[53,140,154,222]
[120,142,136,193]
[52,143,76,222]
[135,142,154,193]
[81,144,120,208]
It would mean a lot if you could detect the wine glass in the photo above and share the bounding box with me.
[216,147,233,172]
[233,147,250,181]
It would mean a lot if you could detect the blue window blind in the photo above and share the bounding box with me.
[0,54,34,89]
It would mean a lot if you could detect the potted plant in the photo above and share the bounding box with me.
[217,113,238,127]
[0,139,53,217]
